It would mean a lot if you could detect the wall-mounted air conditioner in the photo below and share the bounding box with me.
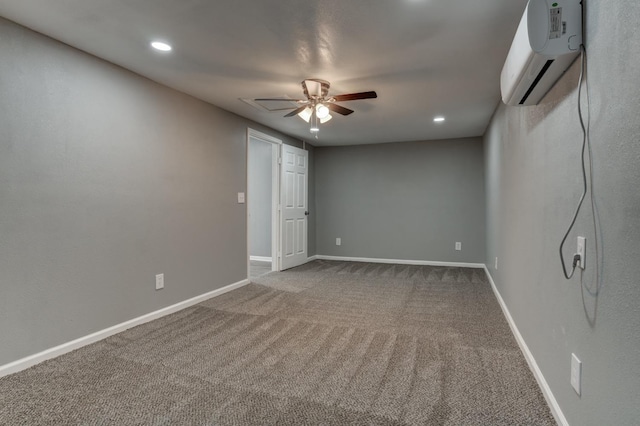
[501,0,582,106]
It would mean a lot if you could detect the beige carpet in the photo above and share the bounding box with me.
[0,260,555,425]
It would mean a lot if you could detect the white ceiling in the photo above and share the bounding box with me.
[0,0,527,146]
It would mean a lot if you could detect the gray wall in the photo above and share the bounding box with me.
[248,138,273,258]
[315,138,485,263]
[0,17,308,366]
[484,2,640,425]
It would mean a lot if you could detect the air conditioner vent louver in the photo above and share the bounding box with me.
[519,59,555,105]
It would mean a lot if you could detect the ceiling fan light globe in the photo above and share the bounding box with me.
[298,107,313,123]
[320,114,332,124]
[316,104,330,119]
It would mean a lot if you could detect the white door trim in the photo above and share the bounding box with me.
[247,128,282,274]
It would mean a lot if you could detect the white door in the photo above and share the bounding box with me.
[280,145,308,270]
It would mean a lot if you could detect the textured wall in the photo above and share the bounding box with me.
[0,17,305,365]
[248,138,272,258]
[315,139,485,263]
[484,1,640,424]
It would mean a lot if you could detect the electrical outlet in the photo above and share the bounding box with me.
[155,273,164,290]
[237,192,245,204]
[571,353,582,395]
[577,237,586,269]
[336,237,341,246]
[455,242,462,251]
[495,257,499,270]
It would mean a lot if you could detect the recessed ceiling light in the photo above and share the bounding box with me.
[151,41,172,52]
[433,116,445,122]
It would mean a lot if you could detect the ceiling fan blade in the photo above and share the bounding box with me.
[254,98,305,102]
[327,103,354,116]
[284,106,309,117]
[269,107,301,111]
[331,91,378,102]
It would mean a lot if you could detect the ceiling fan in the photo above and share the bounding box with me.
[254,79,377,134]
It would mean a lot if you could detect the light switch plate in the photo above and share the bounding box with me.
[237,192,245,204]
[155,273,164,290]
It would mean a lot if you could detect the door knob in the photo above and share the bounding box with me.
[304,211,310,216]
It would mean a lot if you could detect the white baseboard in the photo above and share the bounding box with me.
[249,256,272,263]
[483,266,568,426]
[307,255,319,262]
[314,254,484,268]
[0,278,250,378]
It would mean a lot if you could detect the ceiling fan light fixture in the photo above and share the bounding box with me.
[298,107,313,123]
[320,114,332,124]
[316,104,330,119]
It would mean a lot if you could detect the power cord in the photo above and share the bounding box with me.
[583,45,602,296]
[559,44,598,281]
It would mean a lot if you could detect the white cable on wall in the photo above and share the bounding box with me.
[559,45,600,289]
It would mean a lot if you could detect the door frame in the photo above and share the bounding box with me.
[246,128,282,274]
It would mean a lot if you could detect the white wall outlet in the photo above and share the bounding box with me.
[455,242,462,251]
[237,192,245,204]
[576,236,586,269]
[336,237,341,246]
[155,273,164,290]
[495,257,499,270]
[571,353,582,395]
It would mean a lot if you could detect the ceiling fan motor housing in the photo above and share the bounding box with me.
[302,79,330,99]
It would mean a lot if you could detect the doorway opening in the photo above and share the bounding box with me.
[247,129,281,280]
